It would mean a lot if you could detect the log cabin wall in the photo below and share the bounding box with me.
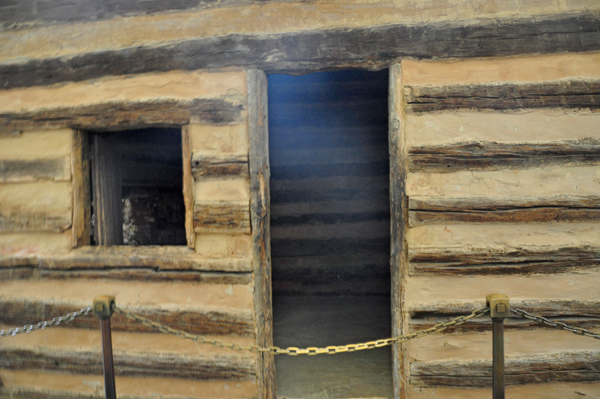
[0,70,274,399]
[392,53,600,399]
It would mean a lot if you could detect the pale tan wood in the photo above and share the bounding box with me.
[71,130,90,247]
[182,125,196,249]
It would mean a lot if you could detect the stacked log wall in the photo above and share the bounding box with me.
[393,53,600,399]
[0,70,265,399]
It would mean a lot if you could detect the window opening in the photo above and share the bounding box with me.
[269,70,391,398]
[89,128,186,246]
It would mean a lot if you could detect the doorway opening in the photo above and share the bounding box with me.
[268,70,391,398]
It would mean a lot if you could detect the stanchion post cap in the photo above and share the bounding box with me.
[93,295,115,319]
[486,294,510,318]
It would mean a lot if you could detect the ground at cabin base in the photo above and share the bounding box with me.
[274,296,393,399]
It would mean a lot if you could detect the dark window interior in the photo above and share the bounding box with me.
[89,128,186,246]
[269,70,391,398]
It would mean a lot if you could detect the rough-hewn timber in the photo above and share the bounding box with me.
[0,212,71,233]
[405,80,600,113]
[192,154,249,178]
[1,12,599,88]
[0,158,70,182]
[409,245,600,275]
[0,299,254,336]
[248,69,276,399]
[0,99,244,130]
[0,348,255,381]
[409,300,600,333]
[182,125,195,249]
[410,351,600,387]
[194,202,251,233]
[71,130,91,247]
[408,140,600,172]
[37,246,252,272]
[409,196,600,226]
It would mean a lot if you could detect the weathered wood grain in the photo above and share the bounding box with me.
[0,267,37,281]
[0,0,291,28]
[194,202,251,233]
[0,99,244,131]
[405,80,600,113]
[192,154,249,178]
[0,212,71,232]
[0,157,71,182]
[409,300,600,333]
[389,64,409,399]
[1,12,599,88]
[0,347,255,381]
[0,299,254,336]
[248,69,276,399]
[409,140,600,172]
[38,246,252,272]
[411,351,600,387]
[71,130,91,247]
[409,245,600,275]
[409,196,600,226]
[182,125,195,249]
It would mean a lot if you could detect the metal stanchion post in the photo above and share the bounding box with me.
[93,295,117,399]
[486,294,510,399]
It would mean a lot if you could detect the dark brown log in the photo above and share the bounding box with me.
[194,202,251,233]
[0,347,255,380]
[409,196,600,226]
[0,99,244,131]
[411,351,600,387]
[409,140,600,172]
[409,300,600,333]
[389,64,409,399]
[182,125,195,249]
[71,130,91,247]
[0,0,294,28]
[192,154,249,178]
[0,299,254,336]
[1,12,599,88]
[0,211,71,232]
[38,246,252,272]
[405,80,600,113]
[0,157,70,182]
[409,245,600,275]
[0,267,37,281]
[248,70,276,399]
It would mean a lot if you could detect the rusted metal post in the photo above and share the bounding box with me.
[486,294,510,399]
[93,295,117,399]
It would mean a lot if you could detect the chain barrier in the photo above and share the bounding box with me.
[114,305,490,355]
[511,308,600,340]
[0,306,93,338]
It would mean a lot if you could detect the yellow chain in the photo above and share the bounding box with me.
[114,306,489,355]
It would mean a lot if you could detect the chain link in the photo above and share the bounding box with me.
[114,305,489,355]
[0,307,93,338]
[511,308,600,340]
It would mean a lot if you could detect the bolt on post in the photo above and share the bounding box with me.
[93,295,117,399]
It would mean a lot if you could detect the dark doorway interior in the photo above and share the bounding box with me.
[269,70,391,398]
[89,128,186,246]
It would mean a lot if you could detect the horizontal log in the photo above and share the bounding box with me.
[192,154,248,178]
[0,99,244,131]
[0,299,254,336]
[0,347,255,381]
[409,196,600,226]
[405,80,600,113]
[409,300,600,333]
[409,140,600,172]
[411,351,600,387]
[38,246,252,272]
[0,0,285,27]
[409,245,600,275]
[1,12,599,88]
[0,267,36,281]
[0,211,72,233]
[0,157,71,182]
[194,202,250,233]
